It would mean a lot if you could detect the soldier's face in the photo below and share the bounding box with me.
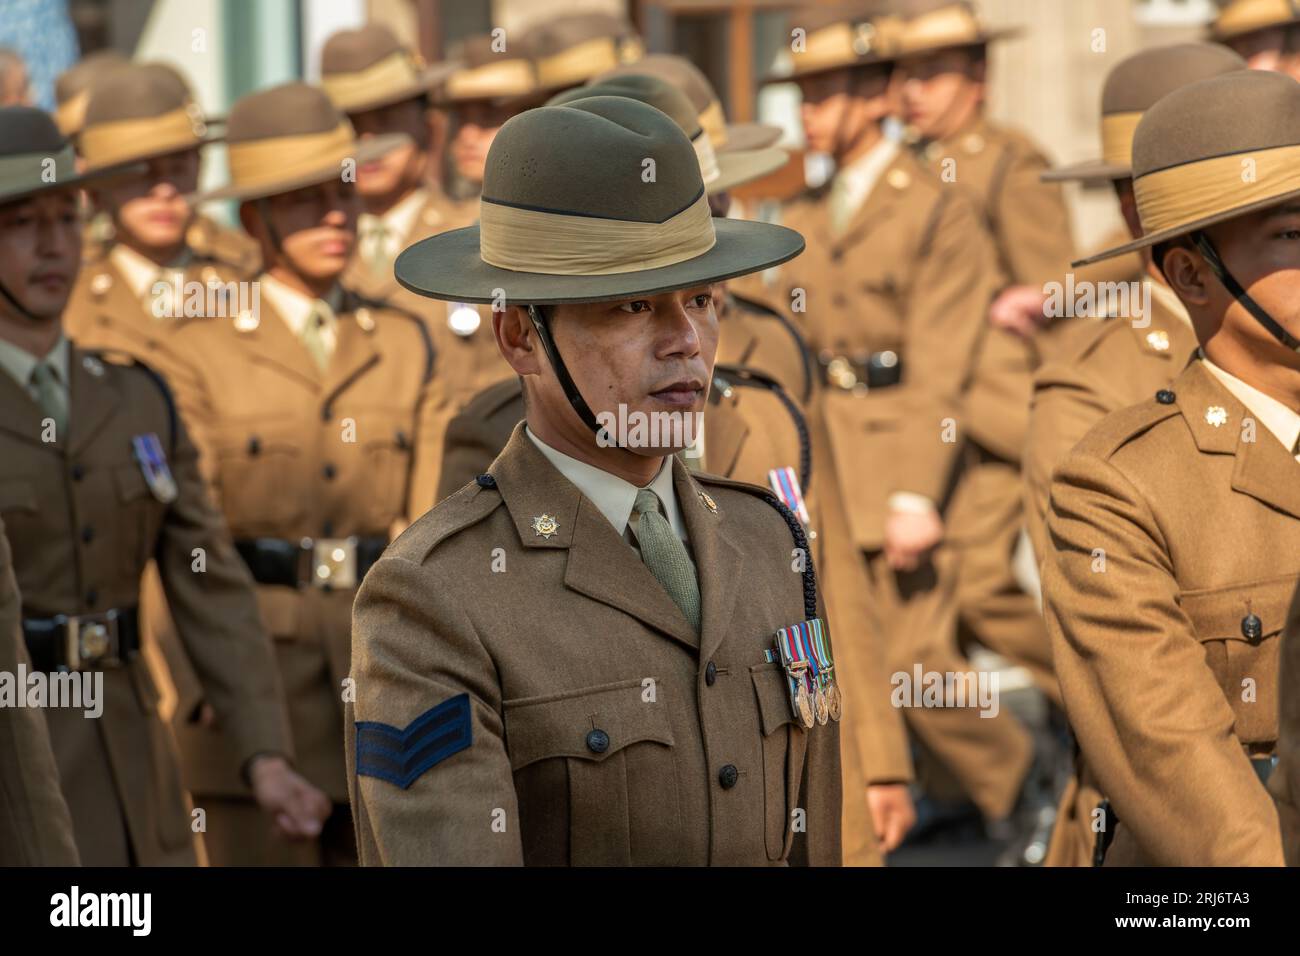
[797,68,888,157]
[502,285,719,455]
[253,179,360,283]
[351,98,430,199]
[896,49,984,139]
[0,191,82,320]
[451,99,514,184]
[1228,27,1288,72]
[95,149,200,252]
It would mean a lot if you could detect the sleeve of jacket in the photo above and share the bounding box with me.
[348,554,523,865]
[1271,581,1300,866]
[1043,450,1284,865]
[154,401,293,768]
[993,142,1076,288]
[789,586,843,866]
[0,523,80,866]
[895,191,999,504]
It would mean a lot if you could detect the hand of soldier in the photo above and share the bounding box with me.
[867,783,916,853]
[247,755,331,840]
[883,508,944,571]
[988,285,1050,338]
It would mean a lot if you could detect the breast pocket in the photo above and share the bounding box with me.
[359,416,414,530]
[210,427,304,533]
[113,462,161,570]
[503,677,678,866]
[1180,574,1298,745]
[751,662,808,862]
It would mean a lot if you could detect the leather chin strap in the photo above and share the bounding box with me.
[0,277,40,323]
[526,304,603,435]
[256,198,285,258]
[1193,230,1300,352]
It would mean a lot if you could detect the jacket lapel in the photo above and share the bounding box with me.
[0,366,48,448]
[701,382,748,477]
[68,347,121,456]
[489,424,700,652]
[674,461,743,667]
[321,307,381,404]
[234,291,322,388]
[833,152,906,251]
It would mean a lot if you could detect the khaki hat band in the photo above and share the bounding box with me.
[1217,0,1299,38]
[537,37,623,89]
[479,190,716,276]
[228,121,355,191]
[700,99,726,149]
[0,145,77,193]
[55,91,89,137]
[322,51,421,109]
[898,5,982,54]
[1135,143,1300,235]
[1101,111,1142,169]
[81,107,203,170]
[693,131,720,185]
[446,58,535,100]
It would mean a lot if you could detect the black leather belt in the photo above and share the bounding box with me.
[817,350,903,391]
[235,536,387,590]
[23,607,140,672]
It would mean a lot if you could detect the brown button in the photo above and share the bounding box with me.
[705,661,717,686]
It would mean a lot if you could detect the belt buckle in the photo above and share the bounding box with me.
[826,355,861,392]
[61,610,121,670]
[308,537,358,589]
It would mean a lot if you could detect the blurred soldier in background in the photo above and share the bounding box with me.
[164,83,440,865]
[53,50,128,140]
[1209,0,1300,79]
[0,48,32,107]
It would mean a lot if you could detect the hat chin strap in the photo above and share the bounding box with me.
[0,277,41,324]
[527,304,603,435]
[1193,231,1300,352]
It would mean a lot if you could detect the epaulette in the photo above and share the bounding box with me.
[94,350,179,452]
[1072,392,1182,462]
[711,363,811,490]
[343,288,436,383]
[391,478,505,564]
[692,471,818,620]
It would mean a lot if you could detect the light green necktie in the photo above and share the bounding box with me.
[361,217,390,272]
[828,172,855,236]
[632,488,701,632]
[300,302,337,372]
[30,361,67,441]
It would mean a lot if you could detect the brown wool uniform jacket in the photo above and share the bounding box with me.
[1274,581,1300,865]
[0,347,290,865]
[347,425,842,865]
[0,518,80,866]
[914,117,1075,462]
[773,146,1001,549]
[1025,287,1200,563]
[162,287,439,803]
[1043,360,1294,865]
[717,289,814,408]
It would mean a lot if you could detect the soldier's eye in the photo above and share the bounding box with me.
[690,293,713,309]
[618,300,651,314]
[1279,229,1300,240]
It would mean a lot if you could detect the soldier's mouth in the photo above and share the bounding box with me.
[649,380,704,406]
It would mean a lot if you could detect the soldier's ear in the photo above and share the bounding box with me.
[493,304,544,377]
[1161,243,1211,307]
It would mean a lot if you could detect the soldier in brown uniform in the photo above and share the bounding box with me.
[64,64,258,387]
[1209,0,1300,79]
[348,95,840,865]
[0,516,80,866]
[1043,69,1300,865]
[1029,42,1247,868]
[766,6,1020,841]
[164,83,440,866]
[52,50,127,140]
[1276,581,1300,865]
[0,106,326,866]
[895,0,1073,713]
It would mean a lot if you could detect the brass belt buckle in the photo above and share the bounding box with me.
[62,609,121,670]
[307,537,358,589]
[826,355,860,392]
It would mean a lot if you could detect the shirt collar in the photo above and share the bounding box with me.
[359,187,428,244]
[1201,355,1300,456]
[110,243,193,301]
[0,334,69,390]
[259,273,343,338]
[525,426,687,541]
[834,136,899,207]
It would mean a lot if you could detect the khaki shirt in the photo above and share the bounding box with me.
[0,344,290,864]
[1043,359,1295,865]
[347,424,842,865]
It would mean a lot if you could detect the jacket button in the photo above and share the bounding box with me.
[586,729,610,754]
[247,436,261,455]
[1242,613,1263,644]
[85,589,98,607]
[81,526,94,543]
[1155,389,1176,405]
[322,463,337,480]
[705,661,717,686]
[718,764,739,789]
[476,473,496,488]
[70,464,85,481]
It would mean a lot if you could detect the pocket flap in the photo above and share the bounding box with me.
[751,663,800,737]
[0,478,37,513]
[113,462,151,502]
[1180,574,1299,643]
[503,677,672,772]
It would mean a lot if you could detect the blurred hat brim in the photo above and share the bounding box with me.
[192,132,408,204]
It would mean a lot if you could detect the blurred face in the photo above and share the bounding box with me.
[501,285,719,456]
[244,179,359,284]
[94,149,200,253]
[895,48,985,140]
[0,60,31,106]
[451,98,516,184]
[1228,26,1288,72]
[350,97,431,200]
[1164,201,1300,369]
[796,67,889,157]
[0,190,82,321]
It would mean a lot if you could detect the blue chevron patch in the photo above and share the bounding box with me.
[355,693,472,789]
